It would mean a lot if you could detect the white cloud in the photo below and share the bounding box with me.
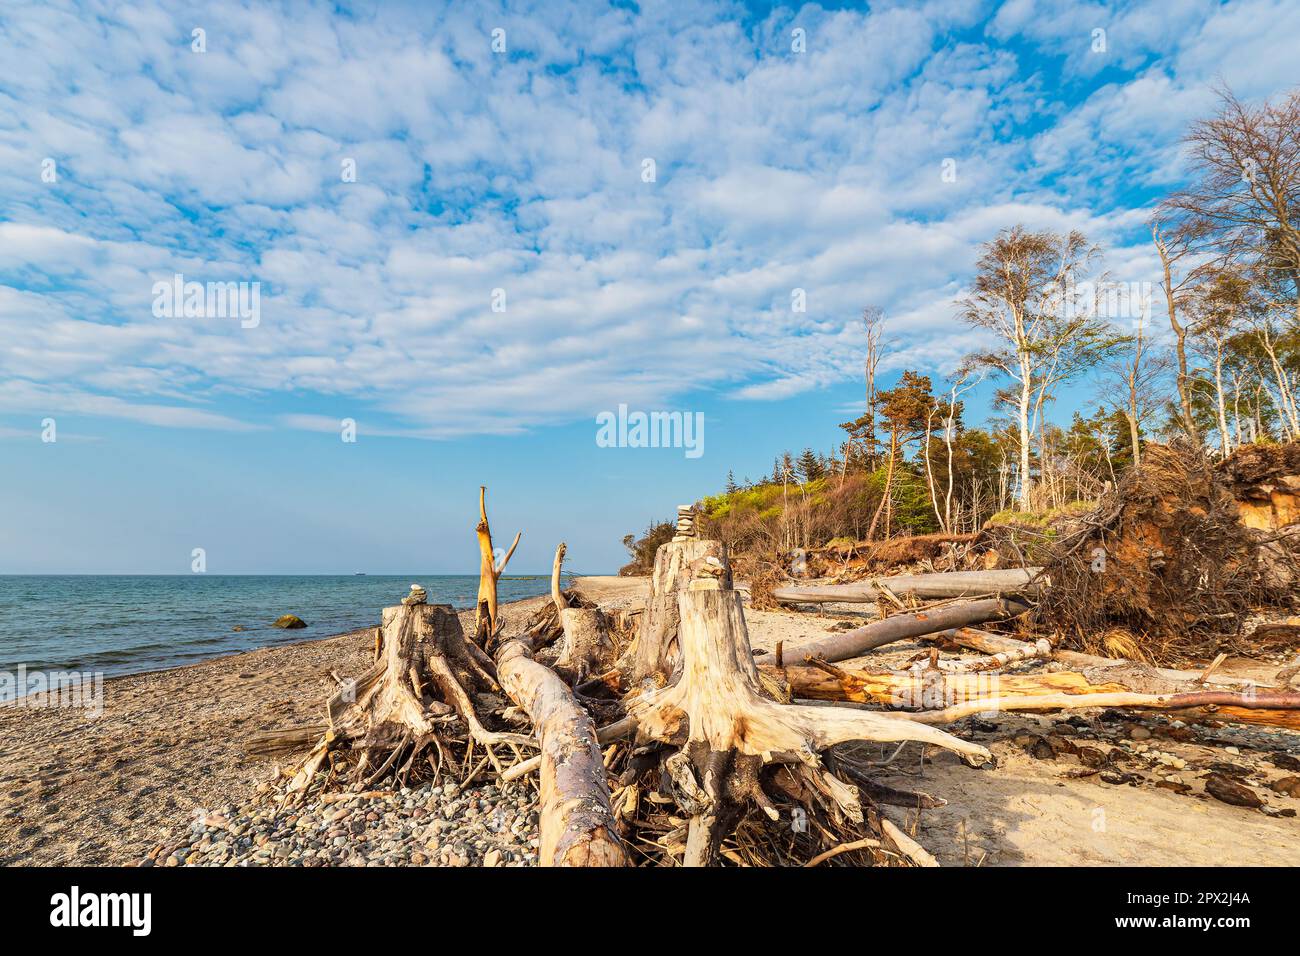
[0,0,1291,437]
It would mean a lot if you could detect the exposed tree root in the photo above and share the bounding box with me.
[621,569,990,866]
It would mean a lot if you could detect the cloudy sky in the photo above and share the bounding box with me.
[1,0,1297,573]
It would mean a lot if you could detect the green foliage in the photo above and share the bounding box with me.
[619,519,675,575]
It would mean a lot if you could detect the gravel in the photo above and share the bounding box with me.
[160,780,540,868]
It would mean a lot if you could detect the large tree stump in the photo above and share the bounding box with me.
[555,607,614,683]
[277,597,533,799]
[619,538,731,688]
[625,560,990,866]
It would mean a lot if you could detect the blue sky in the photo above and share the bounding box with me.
[1,0,1297,574]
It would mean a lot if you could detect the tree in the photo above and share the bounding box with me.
[865,370,934,540]
[1099,301,1170,470]
[1150,219,1203,444]
[860,306,886,471]
[796,448,824,483]
[1162,86,1300,328]
[959,226,1114,510]
[1188,266,1253,455]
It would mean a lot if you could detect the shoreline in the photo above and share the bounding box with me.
[3,576,1298,867]
[0,589,563,866]
[0,573,580,690]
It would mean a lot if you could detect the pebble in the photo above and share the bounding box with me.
[167,778,540,868]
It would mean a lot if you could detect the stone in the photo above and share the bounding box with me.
[1205,773,1265,808]
[1128,726,1151,740]
[273,614,307,629]
[1267,776,1300,797]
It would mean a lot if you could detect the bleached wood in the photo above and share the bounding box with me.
[496,639,627,866]
[771,568,1044,604]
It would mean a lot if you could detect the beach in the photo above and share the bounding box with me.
[2,578,1298,867]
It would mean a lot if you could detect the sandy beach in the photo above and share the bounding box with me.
[1,578,1297,867]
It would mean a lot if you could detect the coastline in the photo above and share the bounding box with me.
[0,590,560,866]
[3,576,1298,867]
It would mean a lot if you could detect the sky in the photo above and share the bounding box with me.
[1,0,1298,574]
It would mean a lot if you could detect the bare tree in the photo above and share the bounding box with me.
[1188,266,1253,455]
[1101,299,1171,469]
[959,226,1112,511]
[1161,85,1300,326]
[1151,219,1204,443]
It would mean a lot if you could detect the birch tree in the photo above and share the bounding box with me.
[959,226,1111,511]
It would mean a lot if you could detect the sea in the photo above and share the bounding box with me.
[0,574,555,686]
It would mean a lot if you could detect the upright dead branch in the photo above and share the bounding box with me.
[476,485,521,639]
[476,492,626,866]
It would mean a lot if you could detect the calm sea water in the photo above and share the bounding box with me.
[0,575,554,680]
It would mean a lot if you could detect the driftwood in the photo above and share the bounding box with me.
[771,568,1044,605]
[496,637,626,865]
[268,598,534,801]
[475,485,520,638]
[935,628,1271,690]
[618,537,731,687]
[752,597,1032,667]
[556,608,614,683]
[781,660,1300,729]
[477,489,626,866]
[624,552,991,866]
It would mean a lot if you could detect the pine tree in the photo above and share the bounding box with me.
[796,447,824,482]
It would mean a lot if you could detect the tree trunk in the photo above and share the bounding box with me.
[771,568,1043,604]
[1017,354,1033,510]
[496,638,627,866]
[617,537,730,688]
[1157,236,1200,444]
[752,596,1032,667]
[627,577,991,865]
[555,607,614,683]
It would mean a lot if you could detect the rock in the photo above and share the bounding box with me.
[273,614,307,629]
[1128,726,1151,741]
[1205,773,1265,808]
[1076,746,1110,769]
[1024,736,1056,760]
[1268,776,1300,797]
[483,849,501,867]
[1046,735,1078,756]
[1099,771,1137,785]
[1155,779,1191,794]
[1269,753,1300,772]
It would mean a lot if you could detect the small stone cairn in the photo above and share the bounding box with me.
[672,505,697,542]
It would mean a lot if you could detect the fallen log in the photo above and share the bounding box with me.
[771,568,1044,605]
[752,597,1032,667]
[935,628,1272,691]
[781,660,1300,729]
[478,488,626,866]
[496,638,627,866]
